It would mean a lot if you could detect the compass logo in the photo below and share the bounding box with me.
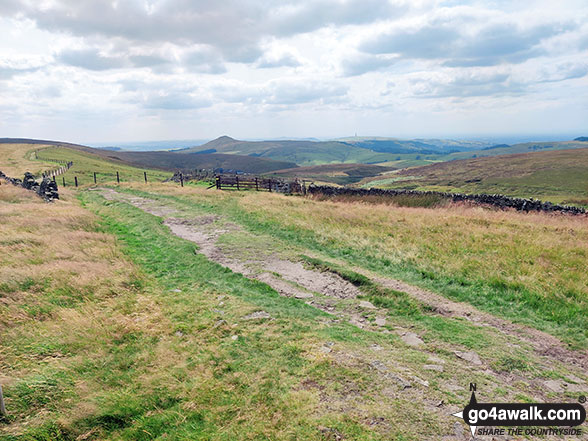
[452,384,586,438]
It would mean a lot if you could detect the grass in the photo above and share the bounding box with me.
[360,148,588,205]
[127,184,588,348]
[2,181,586,439]
[0,184,449,440]
[0,144,57,177]
[34,146,172,185]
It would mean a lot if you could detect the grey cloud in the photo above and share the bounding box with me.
[183,48,227,74]
[340,54,396,76]
[538,62,588,83]
[129,54,170,68]
[141,92,212,110]
[362,21,571,66]
[57,48,127,70]
[411,72,524,98]
[8,0,403,67]
[0,65,40,79]
[361,24,460,58]
[270,0,405,36]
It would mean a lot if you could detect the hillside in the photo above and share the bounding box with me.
[183,136,398,166]
[94,150,297,174]
[270,163,396,185]
[445,139,588,160]
[1,141,297,186]
[361,148,588,206]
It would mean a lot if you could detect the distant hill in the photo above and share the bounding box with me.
[445,140,588,160]
[99,151,297,174]
[182,136,398,166]
[574,137,588,142]
[0,137,88,148]
[361,148,588,206]
[3,138,296,175]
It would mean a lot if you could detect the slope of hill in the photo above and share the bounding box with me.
[1,139,297,184]
[1,142,173,184]
[183,136,398,166]
[445,140,588,160]
[100,150,297,174]
[269,163,396,185]
[361,148,588,205]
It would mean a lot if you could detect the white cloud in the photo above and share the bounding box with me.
[0,0,587,141]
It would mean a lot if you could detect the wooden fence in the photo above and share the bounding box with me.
[209,175,305,194]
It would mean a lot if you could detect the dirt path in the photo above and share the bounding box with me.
[95,188,588,405]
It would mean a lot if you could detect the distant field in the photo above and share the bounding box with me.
[361,148,588,206]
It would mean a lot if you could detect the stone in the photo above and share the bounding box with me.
[454,350,482,365]
[359,300,376,309]
[231,335,238,341]
[242,310,271,320]
[427,355,446,364]
[374,317,387,326]
[399,332,424,347]
[424,364,444,372]
[294,292,314,299]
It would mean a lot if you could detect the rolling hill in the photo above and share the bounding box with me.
[182,136,399,166]
[360,148,588,205]
[445,140,588,160]
[0,139,297,179]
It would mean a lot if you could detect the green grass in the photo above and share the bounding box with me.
[126,187,588,349]
[361,148,588,205]
[4,182,585,439]
[33,146,172,185]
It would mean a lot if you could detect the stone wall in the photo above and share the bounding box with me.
[0,170,59,201]
[307,185,586,215]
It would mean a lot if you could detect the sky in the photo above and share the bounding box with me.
[0,0,587,144]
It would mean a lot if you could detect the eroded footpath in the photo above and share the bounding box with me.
[95,187,588,440]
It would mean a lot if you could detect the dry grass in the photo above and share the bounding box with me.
[0,184,171,435]
[0,143,56,177]
[237,193,588,304]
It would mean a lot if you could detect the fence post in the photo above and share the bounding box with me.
[180,173,184,187]
[268,179,272,192]
[216,175,220,190]
[62,177,66,187]
[236,175,239,190]
[75,176,78,187]
[144,171,147,183]
[116,171,120,183]
[94,172,97,184]
[52,175,56,183]
[0,384,7,417]
[255,177,259,191]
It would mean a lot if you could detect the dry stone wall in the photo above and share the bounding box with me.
[0,170,59,201]
[307,185,586,215]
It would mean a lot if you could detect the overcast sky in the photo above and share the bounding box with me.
[1,0,587,143]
